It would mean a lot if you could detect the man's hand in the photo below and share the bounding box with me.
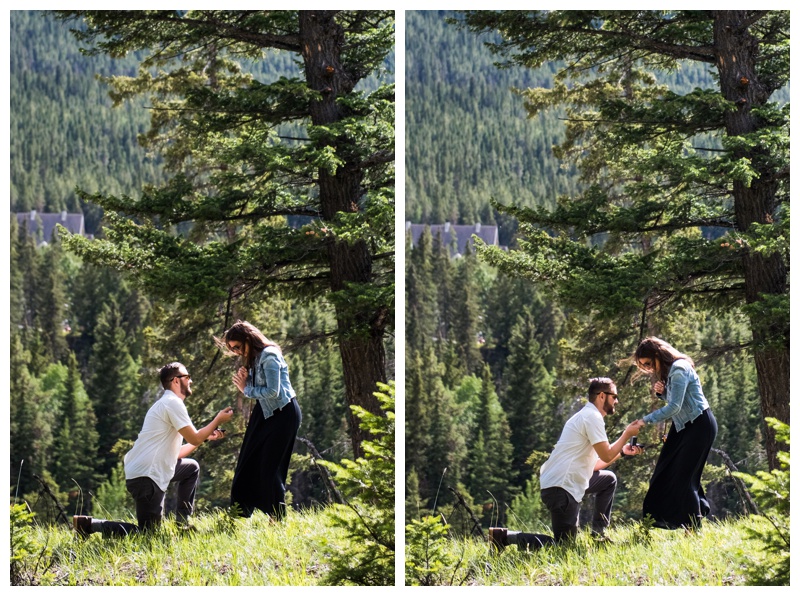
[621,443,643,456]
[216,407,234,425]
[207,429,226,441]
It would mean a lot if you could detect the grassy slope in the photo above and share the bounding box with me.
[22,508,347,586]
[426,516,774,586]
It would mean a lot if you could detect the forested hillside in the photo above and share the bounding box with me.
[405,10,787,241]
[9,10,305,234]
[404,11,779,557]
[10,11,159,233]
[405,10,572,237]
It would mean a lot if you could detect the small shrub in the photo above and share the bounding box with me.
[631,514,655,547]
[21,470,70,526]
[734,418,789,586]
[10,504,55,586]
[405,514,457,586]
[321,382,395,586]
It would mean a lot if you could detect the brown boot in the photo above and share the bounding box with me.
[73,515,92,539]
[488,527,508,553]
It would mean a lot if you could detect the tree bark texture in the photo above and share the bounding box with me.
[713,11,788,469]
[300,11,386,456]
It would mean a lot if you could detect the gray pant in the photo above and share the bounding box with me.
[100,458,200,536]
[541,469,617,541]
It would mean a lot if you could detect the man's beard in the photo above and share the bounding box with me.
[603,400,615,416]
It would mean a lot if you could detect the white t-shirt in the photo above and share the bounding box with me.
[539,401,608,502]
[124,390,194,491]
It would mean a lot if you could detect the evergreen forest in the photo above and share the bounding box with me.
[10,10,162,233]
[404,11,788,586]
[9,11,395,586]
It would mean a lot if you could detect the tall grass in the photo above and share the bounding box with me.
[409,516,777,586]
[14,507,349,586]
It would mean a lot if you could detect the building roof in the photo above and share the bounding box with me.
[406,221,500,257]
[14,210,86,245]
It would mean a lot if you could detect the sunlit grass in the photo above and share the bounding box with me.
[426,516,769,586]
[30,507,346,586]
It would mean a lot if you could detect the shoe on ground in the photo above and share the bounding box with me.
[176,520,197,534]
[592,532,613,544]
[73,515,92,539]
[488,527,508,553]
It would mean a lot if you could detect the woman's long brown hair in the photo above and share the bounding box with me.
[218,320,281,371]
[633,336,694,384]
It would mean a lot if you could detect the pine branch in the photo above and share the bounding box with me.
[295,436,344,505]
[448,486,485,541]
[32,474,70,529]
[711,448,760,515]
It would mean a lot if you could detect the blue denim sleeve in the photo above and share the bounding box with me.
[243,352,281,401]
[643,366,689,424]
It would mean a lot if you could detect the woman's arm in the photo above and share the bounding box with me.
[642,364,689,424]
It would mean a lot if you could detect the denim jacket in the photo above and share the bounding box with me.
[642,359,709,431]
[244,346,296,419]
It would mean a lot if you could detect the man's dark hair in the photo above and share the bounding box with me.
[159,362,185,389]
[587,377,615,403]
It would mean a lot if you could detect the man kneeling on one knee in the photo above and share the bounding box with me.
[73,362,234,537]
[490,377,644,551]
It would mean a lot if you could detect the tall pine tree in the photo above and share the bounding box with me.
[466,365,513,525]
[33,235,70,364]
[51,351,102,511]
[9,333,51,497]
[501,308,556,483]
[448,250,482,375]
[9,216,26,328]
[405,227,438,350]
[405,349,432,489]
[85,298,145,477]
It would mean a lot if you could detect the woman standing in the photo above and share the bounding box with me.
[221,320,301,520]
[633,337,717,530]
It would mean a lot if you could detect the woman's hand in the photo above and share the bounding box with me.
[653,380,665,395]
[232,367,248,393]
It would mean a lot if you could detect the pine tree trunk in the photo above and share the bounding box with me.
[714,11,789,469]
[300,11,386,456]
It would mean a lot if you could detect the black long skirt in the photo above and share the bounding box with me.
[231,398,301,519]
[643,408,717,529]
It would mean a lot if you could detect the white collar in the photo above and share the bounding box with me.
[587,401,603,416]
